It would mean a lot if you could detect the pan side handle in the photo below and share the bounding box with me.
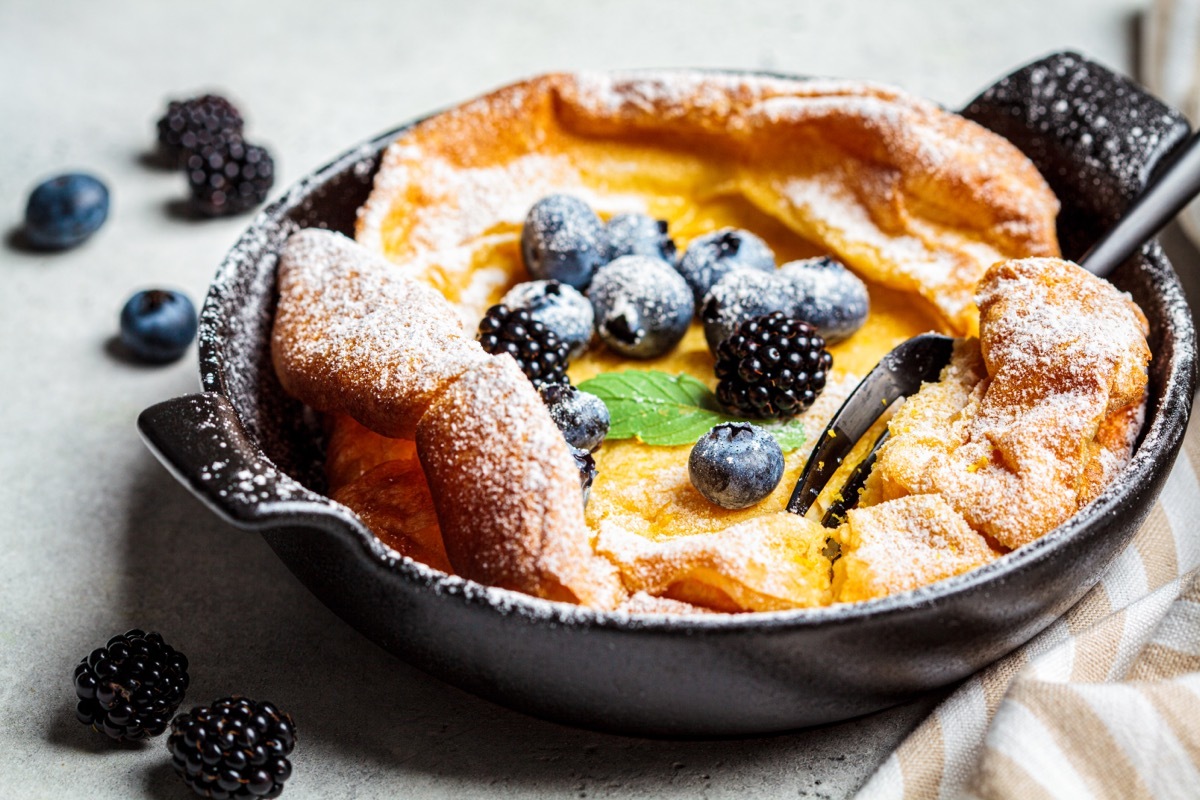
[138,392,363,535]
[962,51,1191,260]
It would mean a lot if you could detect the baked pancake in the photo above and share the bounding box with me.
[269,72,1147,613]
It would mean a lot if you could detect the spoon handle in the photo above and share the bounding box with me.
[1081,130,1200,277]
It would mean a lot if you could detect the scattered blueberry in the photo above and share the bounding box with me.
[688,422,784,509]
[521,195,607,290]
[779,257,869,343]
[588,255,694,359]
[540,383,610,452]
[605,212,676,263]
[119,290,199,364]
[501,280,594,358]
[699,268,797,354]
[23,173,110,250]
[675,228,775,305]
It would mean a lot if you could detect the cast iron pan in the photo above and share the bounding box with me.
[139,53,1197,736]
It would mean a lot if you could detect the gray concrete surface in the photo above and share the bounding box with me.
[2,1,1188,797]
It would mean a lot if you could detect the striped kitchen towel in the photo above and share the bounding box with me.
[857,393,1200,799]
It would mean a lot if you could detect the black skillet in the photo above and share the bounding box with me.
[138,53,1197,736]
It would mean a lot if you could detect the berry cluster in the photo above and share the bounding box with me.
[155,93,275,217]
[71,631,297,798]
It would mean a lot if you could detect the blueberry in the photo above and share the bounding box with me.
[501,280,594,358]
[676,228,775,305]
[688,422,784,509]
[540,383,610,452]
[521,195,607,290]
[570,445,598,506]
[700,268,797,354]
[23,173,109,250]
[778,257,869,343]
[119,290,198,363]
[587,255,694,359]
[605,213,677,263]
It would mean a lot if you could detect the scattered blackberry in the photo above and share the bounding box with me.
[587,255,693,359]
[689,422,784,509]
[477,304,570,387]
[540,383,610,452]
[168,696,296,799]
[73,629,189,741]
[500,279,594,358]
[714,311,832,419]
[570,445,597,506]
[186,138,275,217]
[157,94,244,167]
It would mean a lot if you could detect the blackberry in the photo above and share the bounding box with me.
[157,94,244,167]
[72,629,189,741]
[714,311,832,419]
[477,304,570,387]
[186,138,275,217]
[168,696,296,799]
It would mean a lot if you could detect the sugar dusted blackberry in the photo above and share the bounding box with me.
[186,138,275,217]
[477,304,570,387]
[714,311,832,419]
[73,629,189,741]
[168,696,296,799]
[157,94,244,167]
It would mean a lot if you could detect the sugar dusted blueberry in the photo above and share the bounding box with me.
[676,228,775,304]
[699,268,797,354]
[588,255,693,359]
[539,383,610,452]
[119,289,198,364]
[501,279,594,358]
[24,173,109,250]
[521,195,607,290]
[688,422,784,509]
[779,257,869,343]
[605,212,676,263]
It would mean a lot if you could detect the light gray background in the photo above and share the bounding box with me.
[2,1,1196,798]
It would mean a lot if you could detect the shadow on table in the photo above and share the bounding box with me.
[108,455,942,799]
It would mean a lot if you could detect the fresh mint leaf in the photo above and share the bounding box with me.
[578,370,807,452]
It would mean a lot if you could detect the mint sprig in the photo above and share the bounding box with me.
[577,370,807,452]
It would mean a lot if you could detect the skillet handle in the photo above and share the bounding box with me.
[138,393,351,532]
[962,51,1192,261]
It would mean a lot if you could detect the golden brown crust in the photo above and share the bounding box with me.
[863,258,1150,550]
[833,495,998,603]
[271,229,489,440]
[595,513,834,612]
[357,72,1060,334]
[415,356,627,609]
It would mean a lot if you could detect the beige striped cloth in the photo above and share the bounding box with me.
[858,394,1200,800]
